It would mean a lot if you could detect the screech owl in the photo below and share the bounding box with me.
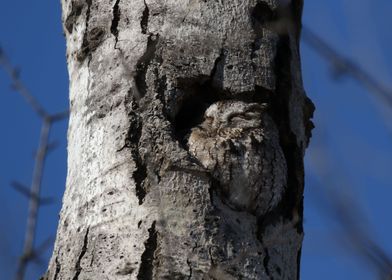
[188,100,287,216]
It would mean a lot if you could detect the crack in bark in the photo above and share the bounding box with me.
[208,177,221,206]
[77,0,93,62]
[187,258,193,280]
[263,248,272,278]
[251,1,296,36]
[131,27,165,183]
[111,0,121,48]
[254,18,306,280]
[252,0,304,229]
[84,0,92,42]
[249,3,309,276]
[86,55,92,96]
[53,256,61,280]
[137,221,157,280]
[250,37,263,63]
[125,106,148,205]
[210,48,226,89]
[208,246,215,265]
[134,35,159,99]
[120,93,149,204]
[272,34,303,231]
[89,246,95,267]
[156,73,167,106]
[251,2,277,34]
[211,49,225,77]
[256,52,292,231]
[78,26,105,62]
[141,0,150,34]
[72,227,90,280]
[133,148,148,205]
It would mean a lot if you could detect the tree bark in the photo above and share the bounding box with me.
[45,0,314,279]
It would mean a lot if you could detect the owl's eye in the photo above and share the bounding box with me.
[229,116,244,123]
[227,111,261,128]
[243,111,260,120]
[228,113,246,123]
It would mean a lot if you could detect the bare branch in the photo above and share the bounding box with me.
[0,46,67,280]
[302,26,392,107]
[0,46,48,118]
[49,110,69,122]
[15,119,52,280]
[309,144,392,279]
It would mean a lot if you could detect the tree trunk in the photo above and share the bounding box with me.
[45,0,313,279]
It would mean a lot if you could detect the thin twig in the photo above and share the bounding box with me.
[302,26,392,107]
[15,119,51,280]
[0,46,68,280]
[0,47,47,118]
[49,109,70,122]
[11,181,54,205]
[309,144,392,279]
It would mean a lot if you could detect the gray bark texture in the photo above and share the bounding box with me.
[45,0,314,279]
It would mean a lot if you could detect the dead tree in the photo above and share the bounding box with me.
[45,0,313,279]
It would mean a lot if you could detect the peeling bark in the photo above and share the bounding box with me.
[46,0,313,279]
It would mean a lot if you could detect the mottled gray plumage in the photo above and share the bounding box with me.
[189,100,287,216]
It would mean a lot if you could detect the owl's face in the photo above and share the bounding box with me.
[188,100,286,216]
[202,101,267,133]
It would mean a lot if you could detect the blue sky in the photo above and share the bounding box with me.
[0,1,391,279]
